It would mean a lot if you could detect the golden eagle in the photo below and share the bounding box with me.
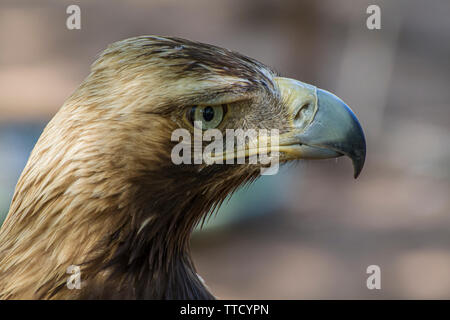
[0,36,365,299]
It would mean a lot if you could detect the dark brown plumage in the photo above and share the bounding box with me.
[0,36,365,299]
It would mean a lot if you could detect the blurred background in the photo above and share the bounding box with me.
[1,0,449,299]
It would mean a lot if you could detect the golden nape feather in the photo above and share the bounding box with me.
[0,36,365,299]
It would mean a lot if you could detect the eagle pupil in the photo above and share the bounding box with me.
[202,106,214,122]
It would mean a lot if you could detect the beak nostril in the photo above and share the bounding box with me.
[295,103,309,120]
[294,102,313,129]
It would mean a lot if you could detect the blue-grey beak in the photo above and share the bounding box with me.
[276,78,366,178]
[296,89,366,178]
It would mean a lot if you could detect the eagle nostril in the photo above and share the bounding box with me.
[294,102,313,129]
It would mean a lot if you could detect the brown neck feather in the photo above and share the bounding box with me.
[77,189,217,299]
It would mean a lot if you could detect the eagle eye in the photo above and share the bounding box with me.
[187,104,227,130]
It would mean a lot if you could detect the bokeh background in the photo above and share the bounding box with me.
[1,0,449,299]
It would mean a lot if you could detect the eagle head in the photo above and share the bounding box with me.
[0,36,365,299]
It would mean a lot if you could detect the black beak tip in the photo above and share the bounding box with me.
[351,135,366,179]
[352,153,365,179]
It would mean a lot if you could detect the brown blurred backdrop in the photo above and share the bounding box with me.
[0,0,449,299]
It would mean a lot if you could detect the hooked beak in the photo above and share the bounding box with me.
[275,77,366,178]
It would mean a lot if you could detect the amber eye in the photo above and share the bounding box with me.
[188,104,227,130]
